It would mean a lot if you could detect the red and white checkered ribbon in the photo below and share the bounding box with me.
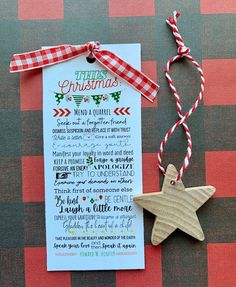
[157,11,205,182]
[9,41,159,102]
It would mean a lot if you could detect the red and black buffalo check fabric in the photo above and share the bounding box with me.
[0,1,235,286]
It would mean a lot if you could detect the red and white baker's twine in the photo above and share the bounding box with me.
[157,11,205,182]
[9,41,159,102]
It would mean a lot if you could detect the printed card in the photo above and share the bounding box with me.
[43,44,144,270]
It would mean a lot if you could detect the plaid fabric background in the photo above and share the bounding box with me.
[0,0,235,286]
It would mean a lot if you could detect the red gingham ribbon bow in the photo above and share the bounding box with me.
[9,41,159,102]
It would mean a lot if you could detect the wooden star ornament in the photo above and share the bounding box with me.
[134,164,216,245]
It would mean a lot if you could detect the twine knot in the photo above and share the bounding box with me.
[177,45,191,56]
[166,11,191,58]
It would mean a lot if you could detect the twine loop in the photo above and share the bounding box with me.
[157,11,205,183]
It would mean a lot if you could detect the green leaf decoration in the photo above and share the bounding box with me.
[73,95,84,108]
[110,91,121,103]
[92,95,103,106]
[55,93,65,105]
[86,155,94,166]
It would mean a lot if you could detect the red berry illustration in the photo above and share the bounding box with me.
[82,196,86,201]
[99,195,103,200]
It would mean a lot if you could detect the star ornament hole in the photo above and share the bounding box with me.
[170,180,176,186]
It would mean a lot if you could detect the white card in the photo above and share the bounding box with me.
[43,44,144,271]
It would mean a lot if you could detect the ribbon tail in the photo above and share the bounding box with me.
[94,50,159,102]
[9,42,159,103]
[9,45,87,73]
